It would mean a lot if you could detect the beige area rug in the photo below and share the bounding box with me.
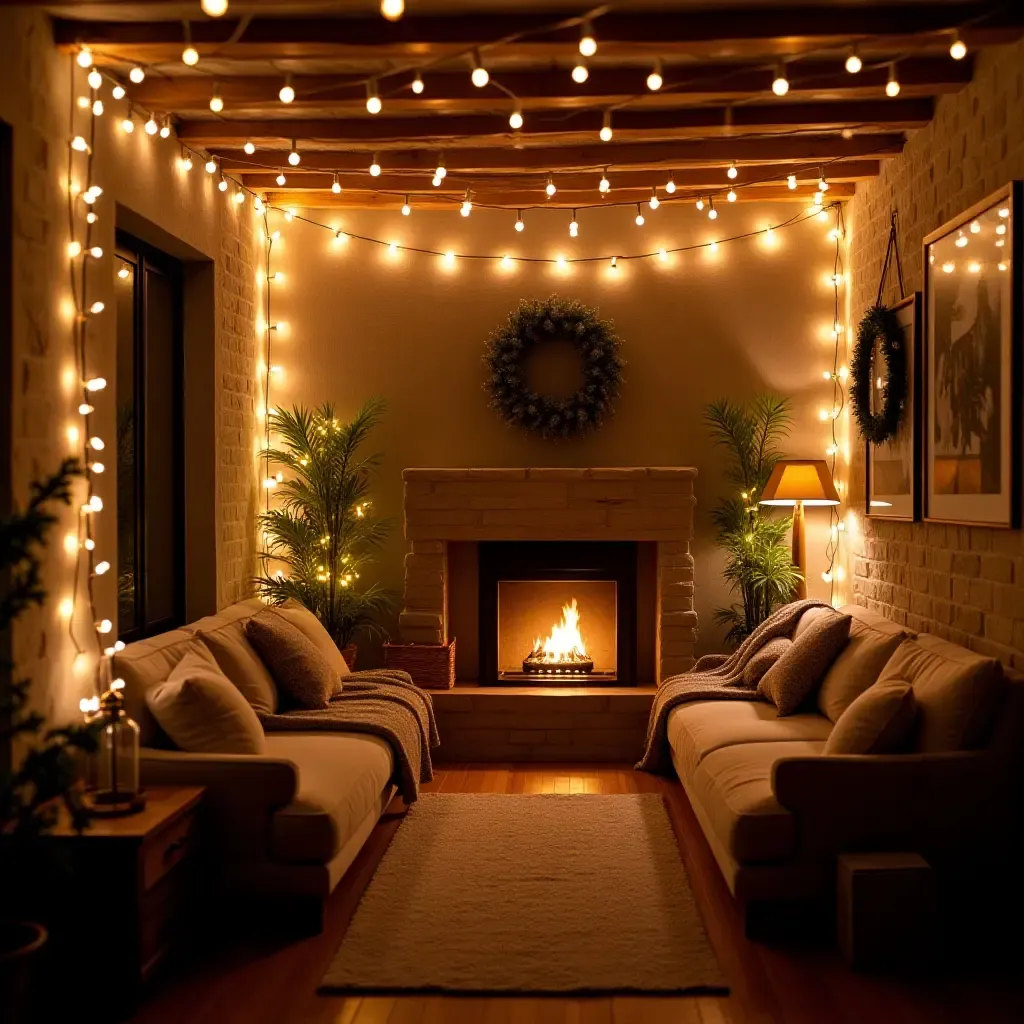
[320,793,728,995]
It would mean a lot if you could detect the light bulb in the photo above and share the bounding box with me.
[159,120,170,138]
[578,21,596,57]
[89,301,104,314]
[182,46,199,67]
[112,84,125,100]
[87,436,105,450]
[64,533,79,555]
[708,205,717,220]
[435,156,446,179]
[86,211,97,224]
[649,191,659,210]
[818,175,829,192]
[471,51,489,88]
[635,205,645,227]
[545,177,556,197]
[509,108,523,130]
[515,211,524,232]
[572,61,589,84]
[97,619,113,634]
[787,173,797,190]
[144,116,158,134]
[93,99,104,117]
[366,80,382,114]
[950,35,967,60]
[369,154,381,176]
[78,402,94,414]
[886,64,900,97]
[59,597,74,619]
[89,246,103,258]
[209,90,224,113]
[87,69,102,90]
[71,135,89,152]
[401,197,411,216]
[431,174,441,187]
[129,65,146,83]
[381,0,404,20]
[665,176,676,194]
[461,196,473,217]
[205,158,217,174]
[122,116,134,134]
[814,190,824,206]
[569,213,578,237]
[180,153,192,171]
[244,140,255,155]
[970,219,981,233]
[412,73,424,95]
[727,161,738,180]
[727,190,737,202]
[95,560,110,575]
[335,230,347,243]
[556,256,567,270]
[202,0,228,14]
[332,174,342,194]
[845,49,862,74]
[598,171,610,193]
[609,256,618,270]
[85,538,96,551]
[647,60,663,91]
[77,47,93,68]
[600,111,612,141]
[772,62,789,96]
[288,141,300,165]
[658,249,668,262]
[276,172,286,186]
[695,198,704,211]
[234,189,245,204]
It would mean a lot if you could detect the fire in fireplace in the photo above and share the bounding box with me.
[522,598,594,675]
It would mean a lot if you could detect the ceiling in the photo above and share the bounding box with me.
[48,1,1024,210]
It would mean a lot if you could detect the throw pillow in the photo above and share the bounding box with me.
[875,634,1003,752]
[145,645,266,755]
[195,619,279,714]
[792,604,835,640]
[817,611,907,723]
[245,609,336,710]
[824,677,917,755]
[272,599,350,693]
[758,611,852,716]
[741,637,792,687]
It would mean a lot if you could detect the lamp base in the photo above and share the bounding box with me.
[84,789,147,818]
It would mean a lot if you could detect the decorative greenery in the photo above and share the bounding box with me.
[1,459,99,841]
[851,303,907,445]
[705,395,803,648]
[483,295,625,439]
[255,399,395,650]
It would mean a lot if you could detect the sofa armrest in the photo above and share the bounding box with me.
[142,748,299,861]
[772,752,1012,862]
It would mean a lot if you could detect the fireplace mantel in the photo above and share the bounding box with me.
[400,467,698,684]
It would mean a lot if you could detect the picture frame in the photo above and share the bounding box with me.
[922,181,1022,528]
[866,292,922,521]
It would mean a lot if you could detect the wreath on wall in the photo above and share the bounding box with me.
[850,303,907,445]
[483,296,625,440]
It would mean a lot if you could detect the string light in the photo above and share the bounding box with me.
[366,79,382,114]
[129,65,146,84]
[144,115,158,135]
[471,50,489,88]
[695,198,705,211]
[572,59,589,84]
[646,60,663,91]
[202,0,228,14]
[845,47,862,74]
[209,85,224,113]
[71,136,89,152]
[727,161,738,180]
[218,176,228,192]
[509,106,524,130]
[634,204,645,227]
[205,157,218,174]
[288,140,301,166]
[515,210,525,232]
[411,73,424,94]
[461,191,473,216]
[279,75,295,103]
[707,198,717,220]
[950,33,967,60]
[93,99,104,117]
[159,118,170,138]
[121,113,134,134]
[649,190,660,210]
[600,111,613,142]
[432,174,441,187]
[727,189,737,202]
[111,83,126,100]
[380,0,404,20]
[234,189,245,204]
[598,169,610,193]
[772,61,789,96]
[276,172,286,186]
[369,153,382,176]
[787,173,797,190]
[578,20,597,57]
[545,176,557,197]
[77,47,93,68]
[609,256,618,270]
[332,173,342,194]
[182,46,199,67]
[886,63,901,97]
[569,210,578,237]
[87,69,102,90]
[180,151,192,171]
[435,154,447,179]
[401,196,411,216]
[665,176,676,194]
[818,173,829,192]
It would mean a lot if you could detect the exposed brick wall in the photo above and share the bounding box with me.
[848,37,1024,668]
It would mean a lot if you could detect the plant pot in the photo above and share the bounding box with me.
[340,643,358,670]
[0,920,48,1023]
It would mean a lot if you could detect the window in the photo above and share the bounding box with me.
[115,234,185,641]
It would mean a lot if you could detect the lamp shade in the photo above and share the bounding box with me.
[759,459,840,506]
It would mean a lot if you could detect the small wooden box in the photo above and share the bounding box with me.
[384,638,457,688]
[837,852,937,970]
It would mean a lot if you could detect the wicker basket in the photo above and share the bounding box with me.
[383,638,456,689]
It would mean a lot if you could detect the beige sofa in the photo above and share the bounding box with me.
[114,598,396,924]
[668,604,1024,930]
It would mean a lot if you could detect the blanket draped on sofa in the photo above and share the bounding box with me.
[637,599,831,774]
[259,669,440,803]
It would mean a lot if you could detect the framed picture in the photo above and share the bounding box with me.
[923,181,1022,528]
[867,292,921,521]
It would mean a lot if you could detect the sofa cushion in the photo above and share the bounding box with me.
[793,604,836,639]
[245,610,335,710]
[876,634,1003,752]
[195,618,279,715]
[667,701,833,782]
[824,677,917,755]
[690,741,825,865]
[146,645,266,755]
[267,733,393,864]
[817,607,908,723]
[759,610,852,715]
[274,599,350,691]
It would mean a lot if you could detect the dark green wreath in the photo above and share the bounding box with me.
[483,296,625,440]
[850,303,907,445]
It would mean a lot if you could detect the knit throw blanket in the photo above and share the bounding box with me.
[636,599,832,775]
[259,669,440,804]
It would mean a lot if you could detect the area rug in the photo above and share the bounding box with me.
[320,793,727,995]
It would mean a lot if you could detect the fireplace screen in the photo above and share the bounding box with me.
[497,579,617,682]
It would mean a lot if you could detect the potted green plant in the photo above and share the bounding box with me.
[1,459,99,1021]
[255,398,395,664]
[704,394,802,648]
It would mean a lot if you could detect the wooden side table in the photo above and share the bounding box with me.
[41,786,206,1018]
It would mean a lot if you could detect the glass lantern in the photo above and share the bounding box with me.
[92,682,144,815]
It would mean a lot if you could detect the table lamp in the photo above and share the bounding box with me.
[759,459,840,599]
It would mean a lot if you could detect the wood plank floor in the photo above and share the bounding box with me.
[133,766,1023,1024]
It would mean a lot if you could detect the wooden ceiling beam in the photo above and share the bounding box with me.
[124,58,971,113]
[213,133,904,172]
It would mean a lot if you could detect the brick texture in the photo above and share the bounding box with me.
[848,37,1024,670]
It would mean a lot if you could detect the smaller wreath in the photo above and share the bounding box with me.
[483,296,625,440]
[850,303,907,445]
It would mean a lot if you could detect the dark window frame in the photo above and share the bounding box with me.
[115,230,186,643]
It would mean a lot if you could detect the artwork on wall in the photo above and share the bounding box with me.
[867,293,921,520]
[923,182,1021,528]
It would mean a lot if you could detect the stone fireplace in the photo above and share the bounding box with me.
[400,468,697,685]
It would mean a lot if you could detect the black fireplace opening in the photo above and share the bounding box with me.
[478,541,638,685]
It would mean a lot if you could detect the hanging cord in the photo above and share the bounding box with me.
[875,209,906,307]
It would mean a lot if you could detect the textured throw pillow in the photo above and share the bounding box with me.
[272,599,350,693]
[146,645,266,754]
[876,634,1003,752]
[195,619,279,714]
[244,609,335,710]
[817,612,907,723]
[742,637,792,687]
[758,611,852,716]
[792,604,835,640]
[824,677,917,755]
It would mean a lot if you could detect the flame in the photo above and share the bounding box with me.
[530,598,589,664]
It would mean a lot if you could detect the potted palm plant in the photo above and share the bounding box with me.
[704,394,802,648]
[255,398,395,664]
[1,459,99,1021]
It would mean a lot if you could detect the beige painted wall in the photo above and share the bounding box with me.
[2,9,259,723]
[265,199,847,659]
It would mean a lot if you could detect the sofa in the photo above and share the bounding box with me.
[114,598,396,923]
[668,604,1024,930]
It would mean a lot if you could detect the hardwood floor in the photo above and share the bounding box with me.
[132,766,1022,1024]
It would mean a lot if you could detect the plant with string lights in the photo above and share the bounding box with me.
[255,400,395,657]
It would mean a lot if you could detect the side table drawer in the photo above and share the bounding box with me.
[143,810,198,892]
